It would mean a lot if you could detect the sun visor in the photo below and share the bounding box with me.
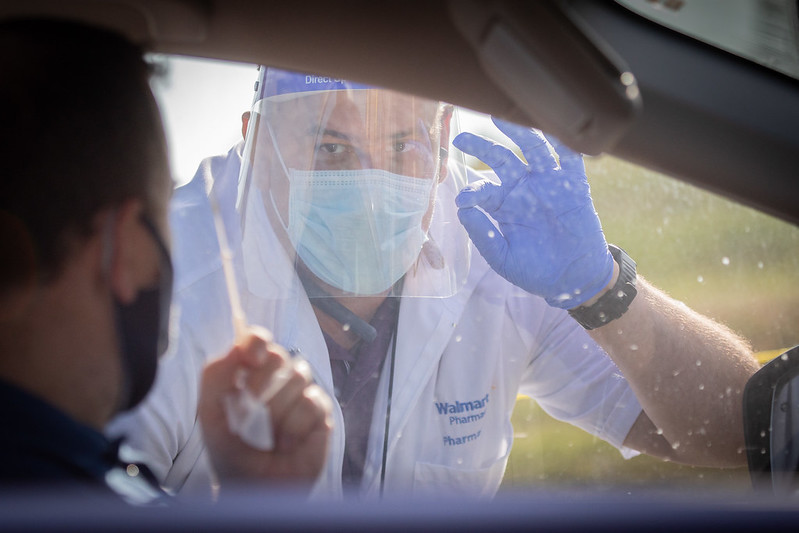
[448,0,641,155]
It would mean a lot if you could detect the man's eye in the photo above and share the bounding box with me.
[392,142,408,153]
[320,143,346,154]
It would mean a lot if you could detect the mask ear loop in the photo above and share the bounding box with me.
[264,118,293,234]
[262,89,339,235]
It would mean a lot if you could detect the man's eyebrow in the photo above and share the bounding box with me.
[309,127,416,142]
[390,129,414,139]
[312,128,352,141]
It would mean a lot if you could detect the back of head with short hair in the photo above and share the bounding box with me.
[0,18,168,291]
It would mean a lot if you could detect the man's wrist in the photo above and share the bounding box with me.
[581,259,620,308]
[568,245,637,330]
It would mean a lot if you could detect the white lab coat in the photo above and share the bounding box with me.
[108,143,642,500]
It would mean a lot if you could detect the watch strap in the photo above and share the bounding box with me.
[568,245,637,330]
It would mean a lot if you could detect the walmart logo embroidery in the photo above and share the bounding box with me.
[435,393,489,446]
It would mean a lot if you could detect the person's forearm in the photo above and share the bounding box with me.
[587,277,759,466]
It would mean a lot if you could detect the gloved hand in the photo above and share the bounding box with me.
[452,117,614,309]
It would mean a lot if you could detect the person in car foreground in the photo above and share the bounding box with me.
[0,20,331,502]
[111,67,760,499]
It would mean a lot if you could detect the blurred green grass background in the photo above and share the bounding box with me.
[499,154,799,493]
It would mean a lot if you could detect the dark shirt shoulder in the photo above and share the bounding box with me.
[0,380,164,504]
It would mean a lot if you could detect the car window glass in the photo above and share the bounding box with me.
[148,54,258,186]
[150,55,799,495]
[616,0,799,80]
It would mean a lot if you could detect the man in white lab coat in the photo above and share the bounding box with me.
[109,67,758,499]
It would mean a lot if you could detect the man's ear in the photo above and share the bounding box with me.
[0,211,37,321]
[437,105,454,183]
[241,111,251,140]
[104,199,151,305]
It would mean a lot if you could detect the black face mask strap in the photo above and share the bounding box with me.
[296,267,378,343]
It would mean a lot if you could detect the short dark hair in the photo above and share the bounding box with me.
[0,18,168,289]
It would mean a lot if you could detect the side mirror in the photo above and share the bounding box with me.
[743,345,799,494]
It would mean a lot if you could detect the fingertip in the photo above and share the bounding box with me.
[248,324,274,343]
[239,334,269,366]
[490,116,515,132]
[491,116,542,140]
[292,357,313,383]
[456,205,478,227]
[457,207,497,245]
[455,187,477,208]
[266,341,291,365]
[452,133,483,159]
[543,133,581,158]
[452,131,475,151]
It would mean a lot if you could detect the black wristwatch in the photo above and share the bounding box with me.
[568,245,637,330]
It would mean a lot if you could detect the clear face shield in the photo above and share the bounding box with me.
[237,68,470,300]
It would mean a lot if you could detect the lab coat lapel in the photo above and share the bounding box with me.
[387,274,476,454]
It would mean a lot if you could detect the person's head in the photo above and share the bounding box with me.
[0,19,173,424]
[239,67,468,299]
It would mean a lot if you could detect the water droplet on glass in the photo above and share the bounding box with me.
[454,335,462,343]
[697,275,704,283]
[721,256,730,266]
[342,323,351,332]
[487,230,495,238]
[757,261,764,269]
[656,428,664,435]
[695,360,702,367]
[698,384,705,390]
[554,293,571,304]
[620,71,636,86]
[629,344,638,351]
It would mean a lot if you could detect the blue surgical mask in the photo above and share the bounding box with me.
[284,169,434,295]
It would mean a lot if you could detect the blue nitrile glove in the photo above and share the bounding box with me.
[452,118,614,309]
